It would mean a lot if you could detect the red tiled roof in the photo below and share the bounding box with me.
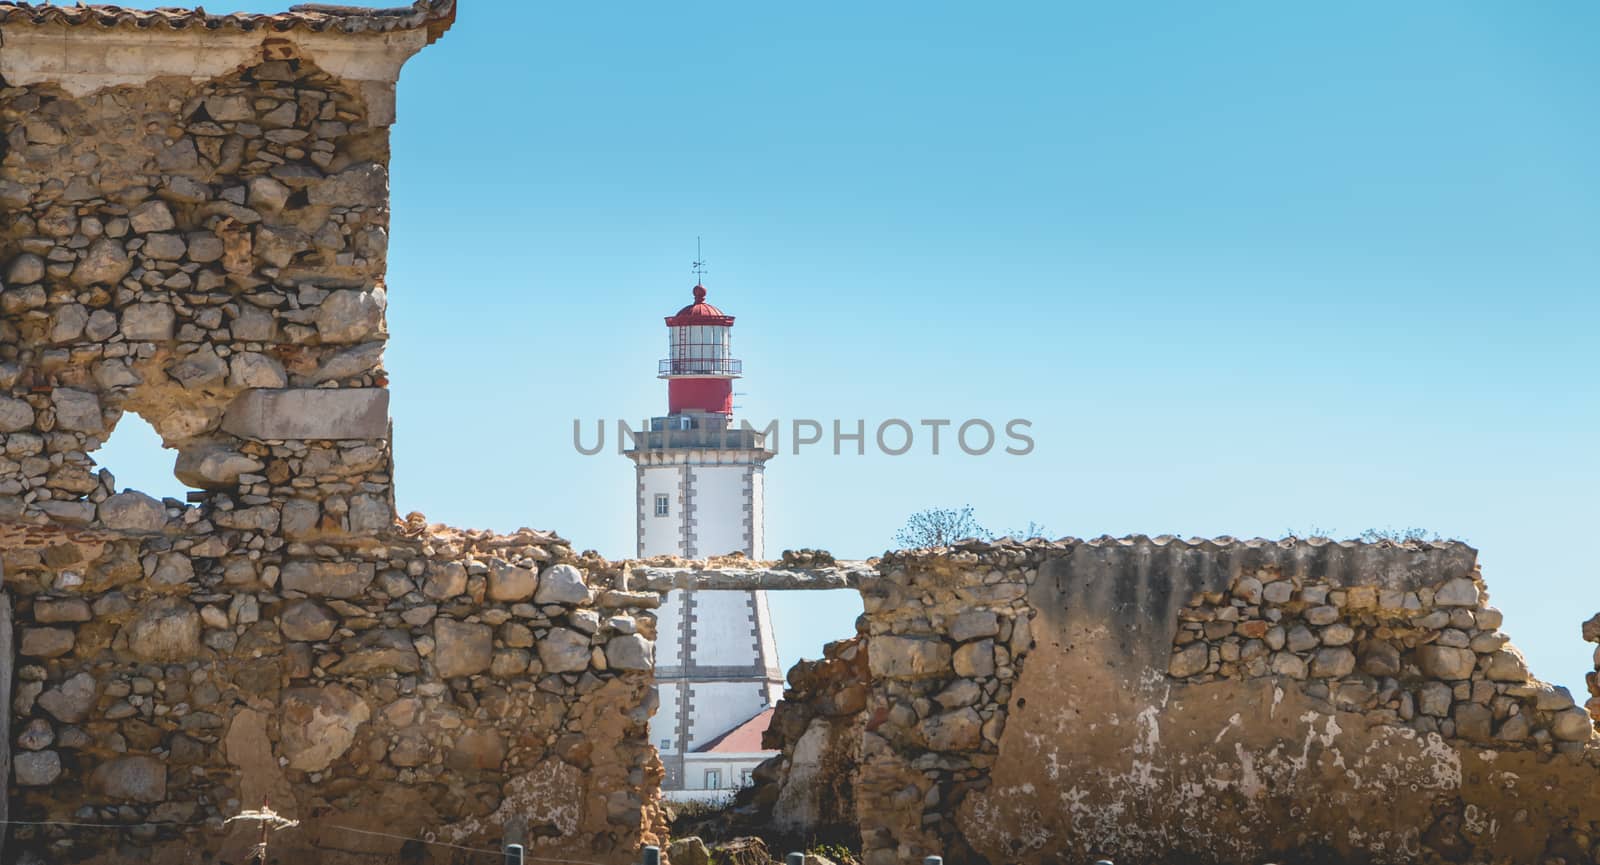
[694,708,775,754]
[0,1,456,43]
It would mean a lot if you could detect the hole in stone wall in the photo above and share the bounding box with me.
[92,411,189,503]
[769,589,864,667]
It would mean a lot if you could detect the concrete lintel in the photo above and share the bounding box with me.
[629,563,871,593]
[221,388,388,441]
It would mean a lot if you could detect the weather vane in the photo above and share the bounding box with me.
[692,236,708,284]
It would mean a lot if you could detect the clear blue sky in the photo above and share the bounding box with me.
[103,1,1598,692]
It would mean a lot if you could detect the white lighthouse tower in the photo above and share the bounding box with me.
[625,281,781,797]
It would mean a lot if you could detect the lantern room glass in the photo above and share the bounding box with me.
[669,324,732,375]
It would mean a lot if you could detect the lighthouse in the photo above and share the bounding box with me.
[625,282,781,797]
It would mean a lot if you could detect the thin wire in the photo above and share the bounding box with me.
[323,824,615,865]
[320,824,503,857]
[0,816,616,865]
[0,818,173,829]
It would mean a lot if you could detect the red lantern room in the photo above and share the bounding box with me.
[660,284,741,415]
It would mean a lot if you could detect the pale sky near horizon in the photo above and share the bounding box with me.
[99,1,1599,694]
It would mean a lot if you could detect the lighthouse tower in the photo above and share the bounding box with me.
[625,283,781,796]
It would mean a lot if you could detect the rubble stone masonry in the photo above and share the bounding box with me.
[0,3,668,862]
[847,537,1600,865]
[7,4,1600,865]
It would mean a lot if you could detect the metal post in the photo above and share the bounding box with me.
[642,845,662,865]
[503,843,524,865]
[254,796,271,865]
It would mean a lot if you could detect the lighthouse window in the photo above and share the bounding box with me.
[655,494,671,517]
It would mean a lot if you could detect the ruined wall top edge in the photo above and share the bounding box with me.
[0,0,455,40]
[625,536,1477,593]
[0,0,455,105]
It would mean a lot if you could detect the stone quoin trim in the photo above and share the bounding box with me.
[662,680,685,787]
[741,464,756,557]
[755,463,767,558]
[675,466,688,556]
[682,465,698,559]
[684,683,699,750]
[676,590,697,755]
[634,464,647,558]
[652,670,779,683]
[748,591,779,686]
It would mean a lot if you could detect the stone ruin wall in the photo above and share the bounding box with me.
[8,5,1600,865]
[839,537,1600,865]
[739,631,868,844]
[0,4,669,862]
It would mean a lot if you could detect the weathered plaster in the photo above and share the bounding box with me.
[0,26,429,123]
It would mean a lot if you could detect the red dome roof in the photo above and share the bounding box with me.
[665,285,735,326]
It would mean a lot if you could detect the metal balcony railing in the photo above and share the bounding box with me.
[658,358,742,376]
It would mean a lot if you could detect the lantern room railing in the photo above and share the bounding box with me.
[659,358,742,377]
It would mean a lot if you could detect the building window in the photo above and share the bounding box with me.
[740,769,753,788]
[704,769,721,790]
[655,494,670,517]
[660,739,672,750]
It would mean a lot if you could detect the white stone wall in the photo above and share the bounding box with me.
[637,465,684,557]
[627,442,774,791]
[686,680,775,750]
[754,590,783,679]
[688,464,750,558]
[655,591,686,669]
[690,591,760,668]
[681,753,768,791]
[650,681,683,752]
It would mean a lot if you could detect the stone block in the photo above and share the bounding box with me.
[953,639,996,678]
[605,634,654,671]
[534,563,590,604]
[1417,645,1476,680]
[1484,648,1530,682]
[332,629,421,675]
[280,685,369,772]
[0,396,34,432]
[949,609,1000,642]
[52,387,103,433]
[14,750,61,786]
[280,600,337,642]
[98,491,168,532]
[433,619,493,678]
[539,627,592,674]
[488,560,538,602]
[280,560,375,599]
[125,598,201,662]
[920,707,982,751]
[1434,578,1480,607]
[38,673,97,723]
[174,442,264,490]
[21,627,75,658]
[868,636,951,680]
[221,388,388,441]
